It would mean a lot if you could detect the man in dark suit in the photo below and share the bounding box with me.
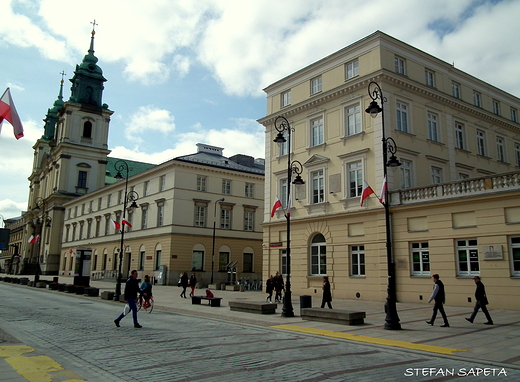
[426,274,449,327]
[466,276,493,325]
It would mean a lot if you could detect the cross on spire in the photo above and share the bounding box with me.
[60,70,66,83]
[90,19,98,34]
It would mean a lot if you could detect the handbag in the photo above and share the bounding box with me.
[482,296,489,305]
[177,278,182,287]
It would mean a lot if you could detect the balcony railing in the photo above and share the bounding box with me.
[394,171,520,205]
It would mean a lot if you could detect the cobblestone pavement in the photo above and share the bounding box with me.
[1,281,519,381]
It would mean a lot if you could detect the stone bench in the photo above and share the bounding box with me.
[228,301,276,314]
[301,308,366,325]
[191,296,223,307]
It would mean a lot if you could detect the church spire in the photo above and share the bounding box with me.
[42,73,65,140]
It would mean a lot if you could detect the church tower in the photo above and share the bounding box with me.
[25,22,113,276]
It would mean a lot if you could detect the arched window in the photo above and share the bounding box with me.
[83,121,92,138]
[310,233,326,275]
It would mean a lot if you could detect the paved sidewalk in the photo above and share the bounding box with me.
[3,273,520,370]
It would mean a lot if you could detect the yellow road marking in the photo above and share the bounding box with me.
[272,325,467,355]
[0,345,88,382]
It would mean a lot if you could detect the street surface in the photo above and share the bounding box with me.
[0,283,518,381]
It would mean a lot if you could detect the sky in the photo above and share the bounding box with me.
[1,0,520,221]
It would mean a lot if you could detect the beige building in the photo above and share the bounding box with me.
[259,31,520,310]
[60,144,265,286]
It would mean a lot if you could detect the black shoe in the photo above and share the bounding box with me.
[441,324,450,327]
[134,324,142,328]
[484,321,494,325]
[426,321,433,326]
[114,320,120,327]
[465,318,473,323]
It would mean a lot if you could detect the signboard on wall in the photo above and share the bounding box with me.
[482,245,503,260]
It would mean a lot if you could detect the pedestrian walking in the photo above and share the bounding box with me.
[265,275,274,302]
[426,274,449,327]
[273,271,284,303]
[321,276,332,309]
[466,276,493,325]
[189,273,197,297]
[180,271,189,298]
[114,270,142,328]
[140,275,153,307]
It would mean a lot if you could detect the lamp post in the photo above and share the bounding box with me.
[33,197,51,285]
[365,81,402,330]
[113,160,139,301]
[273,116,305,318]
[211,198,225,285]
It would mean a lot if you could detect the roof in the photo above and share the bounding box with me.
[105,157,156,185]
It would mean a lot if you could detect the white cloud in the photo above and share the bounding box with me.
[124,105,176,144]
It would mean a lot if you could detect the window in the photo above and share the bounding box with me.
[139,251,145,271]
[310,234,326,275]
[476,130,487,156]
[400,159,413,189]
[244,210,254,231]
[98,197,102,210]
[95,219,100,237]
[194,205,207,227]
[155,250,161,270]
[452,82,461,99]
[345,60,359,80]
[197,175,207,192]
[86,220,92,238]
[243,253,253,273]
[515,143,520,166]
[280,178,288,209]
[396,102,409,133]
[192,250,204,271]
[310,117,324,146]
[281,90,291,107]
[222,179,231,195]
[159,175,166,192]
[219,252,229,271]
[157,204,164,227]
[118,190,123,204]
[457,239,479,275]
[493,100,500,115]
[496,136,506,162]
[77,171,87,189]
[311,170,325,204]
[144,181,150,196]
[455,123,466,150]
[348,161,363,198]
[510,237,520,276]
[104,216,110,236]
[427,112,439,142]
[245,183,254,198]
[411,242,430,275]
[107,194,112,207]
[310,76,322,95]
[281,250,287,275]
[395,56,406,75]
[345,104,361,136]
[82,121,92,138]
[141,207,148,229]
[431,166,442,184]
[473,91,482,107]
[220,208,231,229]
[511,108,518,123]
[351,245,365,276]
[425,69,435,87]
[278,129,289,156]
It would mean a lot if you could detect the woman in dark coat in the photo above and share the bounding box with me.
[180,272,189,298]
[321,276,332,309]
[265,275,274,303]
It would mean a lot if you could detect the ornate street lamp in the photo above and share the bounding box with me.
[33,197,51,285]
[211,198,225,285]
[273,116,305,318]
[365,81,402,330]
[113,160,139,301]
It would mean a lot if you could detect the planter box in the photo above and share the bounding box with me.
[20,278,29,285]
[48,283,59,290]
[84,287,100,297]
[208,283,220,290]
[75,286,85,295]
[58,283,66,291]
[64,285,76,293]
[101,291,115,300]
[225,285,240,291]
[36,281,47,288]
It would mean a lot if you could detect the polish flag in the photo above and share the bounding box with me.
[360,181,375,207]
[0,88,24,139]
[271,195,283,217]
[379,175,387,205]
[111,219,121,230]
[285,196,291,217]
[122,219,132,228]
[28,235,39,243]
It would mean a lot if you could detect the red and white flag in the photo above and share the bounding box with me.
[28,234,39,243]
[0,88,24,139]
[379,175,387,204]
[286,196,292,216]
[122,219,132,228]
[111,219,121,230]
[360,181,375,207]
[271,195,283,217]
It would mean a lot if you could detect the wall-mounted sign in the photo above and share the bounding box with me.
[146,256,153,260]
[270,242,283,247]
[482,245,503,260]
[171,255,177,258]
